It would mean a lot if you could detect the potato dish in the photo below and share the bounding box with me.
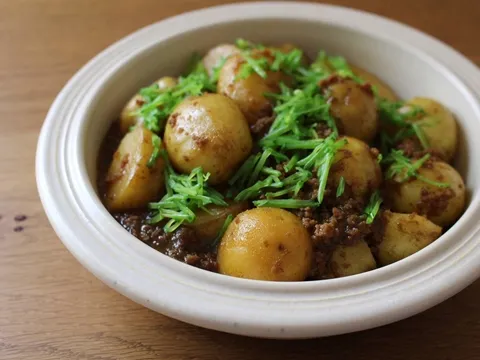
[97,39,465,281]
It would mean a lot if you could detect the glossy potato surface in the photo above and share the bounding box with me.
[387,160,465,226]
[218,208,313,281]
[105,127,165,211]
[350,64,398,101]
[327,79,379,142]
[186,201,248,241]
[330,136,382,199]
[378,211,442,266]
[119,76,178,134]
[217,53,290,125]
[202,44,240,76]
[405,97,458,162]
[329,240,376,277]
[164,93,252,184]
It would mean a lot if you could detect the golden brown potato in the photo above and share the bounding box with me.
[329,240,376,277]
[119,76,178,134]
[350,64,398,101]
[377,211,442,266]
[325,78,379,142]
[202,44,240,76]
[387,160,465,227]
[404,97,458,162]
[185,201,249,241]
[164,93,252,184]
[217,208,313,281]
[105,127,165,211]
[217,53,291,125]
[330,136,382,199]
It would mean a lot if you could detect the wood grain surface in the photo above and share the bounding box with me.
[1,0,479,359]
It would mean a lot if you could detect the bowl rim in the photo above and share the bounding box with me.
[36,1,480,338]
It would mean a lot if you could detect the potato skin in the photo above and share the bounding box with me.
[119,76,178,134]
[330,136,382,199]
[329,240,376,277]
[405,97,458,162]
[185,201,249,242]
[350,64,398,101]
[387,160,465,226]
[105,127,165,211]
[164,93,252,184]
[217,208,313,281]
[378,211,442,266]
[202,44,240,76]
[326,78,379,142]
[217,53,290,126]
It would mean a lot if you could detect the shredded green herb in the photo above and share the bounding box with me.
[211,214,234,247]
[383,150,450,188]
[147,133,162,168]
[253,199,319,209]
[336,176,345,198]
[364,190,383,224]
[149,152,227,232]
[135,56,216,133]
[377,99,429,151]
[234,39,304,81]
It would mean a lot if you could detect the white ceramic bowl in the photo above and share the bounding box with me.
[36,2,480,339]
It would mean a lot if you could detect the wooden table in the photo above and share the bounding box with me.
[1,0,479,358]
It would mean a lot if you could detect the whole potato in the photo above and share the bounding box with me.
[405,97,458,162]
[185,201,249,242]
[217,53,291,126]
[217,208,313,281]
[105,127,165,211]
[377,211,442,266]
[202,44,240,76]
[119,76,178,134]
[325,78,379,142]
[387,160,465,226]
[350,64,398,101]
[329,240,376,277]
[330,136,382,199]
[164,93,252,184]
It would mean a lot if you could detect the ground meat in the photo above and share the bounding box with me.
[396,138,446,162]
[250,115,275,137]
[417,187,455,217]
[316,122,333,138]
[294,198,376,280]
[114,212,218,272]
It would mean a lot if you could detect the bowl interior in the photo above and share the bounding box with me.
[84,18,478,249]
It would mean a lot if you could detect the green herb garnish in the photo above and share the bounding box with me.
[336,176,345,198]
[211,214,234,247]
[364,190,383,224]
[383,150,449,188]
[136,56,215,133]
[147,133,162,168]
[149,152,227,232]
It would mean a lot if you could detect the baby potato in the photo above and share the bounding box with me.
[217,208,313,281]
[377,211,442,266]
[350,64,398,101]
[119,76,178,134]
[217,53,291,125]
[387,160,465,226]
[405,97,458,162]
[325,78,379,142]
[164,93,252,184]
[105,126,165,211]
[202,44,240,76]
[185,201,249,242]
[330,136,382,199]
[329,240,376,277]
